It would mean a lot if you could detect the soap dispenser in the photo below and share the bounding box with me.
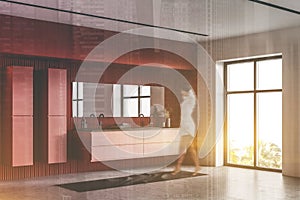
[81,117,87,129]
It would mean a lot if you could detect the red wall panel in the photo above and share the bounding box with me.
[12,117,33,166]
[12,67,33,115]
[47,69,67,164]
[48,116,67,164]
[2,66,33,167]
[48,68,67,116]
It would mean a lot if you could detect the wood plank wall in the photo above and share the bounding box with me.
[0,54,197,180]
[0,54,111,180]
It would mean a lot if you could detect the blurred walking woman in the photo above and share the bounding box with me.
[172,86,200,176]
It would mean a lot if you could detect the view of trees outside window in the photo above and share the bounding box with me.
[227,93,254,166]
[226,57,282,170]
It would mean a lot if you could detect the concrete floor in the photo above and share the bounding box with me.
[0,166,299,200]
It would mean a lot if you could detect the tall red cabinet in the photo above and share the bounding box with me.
[2,66,33,167]
[48,68,67,164]
[36,68,67,164]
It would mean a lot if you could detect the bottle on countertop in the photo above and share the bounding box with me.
[166,118,171,128]
[81,117,87,129]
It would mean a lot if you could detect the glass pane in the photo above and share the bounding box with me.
[123,98,138,117]
[140,86,150,96]
[78,82,83,99]
[78,100,83,117]
[72,82,77,100]
[113,84,121,117]
[123,85,138,97]
[257,59,282,90]
[72,101,77,117]
[227,93,254,166]
[257,92,282,169]
[140,98,150,117]
[227,62,254,91]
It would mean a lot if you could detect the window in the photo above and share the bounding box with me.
[72,83,153,118]
[72,82,83,117]
[113,85,151,117]
[225,56,282,170]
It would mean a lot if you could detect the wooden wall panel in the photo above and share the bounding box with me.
[2,66,13,166]
[0,68,2,164]
[0,13,195,70]
[0,50,197,180]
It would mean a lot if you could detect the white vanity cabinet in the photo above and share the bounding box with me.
[91,130,144,162]
[90,128,180,162]
[143,128,180,157]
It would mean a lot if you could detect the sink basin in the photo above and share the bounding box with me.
[77,126,170,132]
[92,127,162,132]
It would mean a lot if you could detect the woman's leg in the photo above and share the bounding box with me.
[172,153,186,175]
[189,141,200,175]
[189,146,200,175]
[172,136,187,175]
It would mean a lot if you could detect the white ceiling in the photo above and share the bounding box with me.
[262,0,300,12]
[0,0,299,42]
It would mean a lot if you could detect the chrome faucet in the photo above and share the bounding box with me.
[98,113,104,128]
[139,113,144,127]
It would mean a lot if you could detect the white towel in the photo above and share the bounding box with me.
[178,89,196,137]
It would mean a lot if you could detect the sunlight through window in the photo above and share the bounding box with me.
[226,56,282,170]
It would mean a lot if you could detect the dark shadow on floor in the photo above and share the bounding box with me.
[57,171,206,192]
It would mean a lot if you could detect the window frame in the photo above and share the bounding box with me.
[72,83,152,118]
[224,55,282,172]
[72,82,83,117]
[121,85,151,117]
